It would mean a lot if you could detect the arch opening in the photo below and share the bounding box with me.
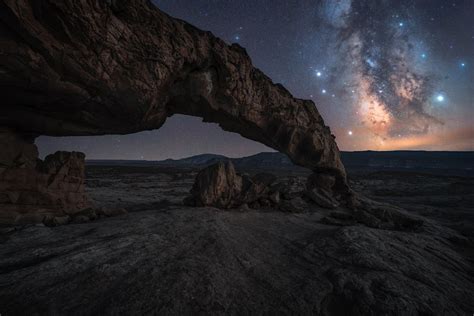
[14,116,312,218]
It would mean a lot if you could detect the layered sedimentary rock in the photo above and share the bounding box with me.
[0,129,89,224]
[0,0,349,208]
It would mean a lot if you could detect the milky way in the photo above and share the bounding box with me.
[323,1,441,141]
[38,0,474,159]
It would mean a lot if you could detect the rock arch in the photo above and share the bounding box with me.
[0,0,353,220]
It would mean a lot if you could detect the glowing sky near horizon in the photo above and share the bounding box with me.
[38,0,474,159]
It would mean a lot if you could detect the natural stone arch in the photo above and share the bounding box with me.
[0,0,351,216]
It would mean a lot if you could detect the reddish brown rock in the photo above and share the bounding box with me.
[0,0,349,204]
[185,161,278,209]
[0,129,89,225]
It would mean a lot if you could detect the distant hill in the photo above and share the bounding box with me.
[87,151,474,176]
[157,154,227,166]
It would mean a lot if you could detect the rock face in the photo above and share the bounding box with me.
[0,0,349,207]
[184,161,281,209]
[0,128,89,225]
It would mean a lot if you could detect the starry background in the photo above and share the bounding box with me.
[37,0,474,159]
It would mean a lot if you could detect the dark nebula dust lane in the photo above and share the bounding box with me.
[37,0,474,159]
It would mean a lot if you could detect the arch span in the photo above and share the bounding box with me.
[0,0,352,217]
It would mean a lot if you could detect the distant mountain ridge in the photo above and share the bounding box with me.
[87,151,474,176]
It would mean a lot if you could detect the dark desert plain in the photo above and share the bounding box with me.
[1,0,474,315]
[1,152,474,314]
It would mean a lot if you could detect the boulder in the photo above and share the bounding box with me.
[186,161,243,208]
[185,161,279,209]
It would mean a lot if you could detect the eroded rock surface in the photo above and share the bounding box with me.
[184,161,285,209]
[0,129,90,225]
[185,162,425,231]
[0,0,348,203]
[0,208,472,315]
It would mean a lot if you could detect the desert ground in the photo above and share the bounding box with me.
[1,163,473,315]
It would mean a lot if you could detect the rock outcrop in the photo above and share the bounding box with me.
[184,161,282,209]
[185,161,424,231]
[0,128,89,225]
[0,0,349,210]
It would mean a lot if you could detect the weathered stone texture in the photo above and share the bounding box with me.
[0,129,89,225]
[0,0,349,203]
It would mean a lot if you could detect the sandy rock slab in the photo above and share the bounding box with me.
[0,208,472,315]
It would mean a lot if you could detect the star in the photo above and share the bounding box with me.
[321,89,327,94]
[348,131,353,136]
[234,35,240,41]
[461,62,466,67]
[399,22,404,27]
[421,53,427,58]
[436,94,445,102]
[366,58,376,68]
[316,71,322,77]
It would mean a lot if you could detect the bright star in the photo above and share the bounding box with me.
[321,89,327,94]
[366,58,376,68]
[461,63,466,67]
[348,131,353,136]
[436,95,444,102]
[399,22,404,27]
[421,53,426,58]
[234,35,240,41]
[316,71,322,77]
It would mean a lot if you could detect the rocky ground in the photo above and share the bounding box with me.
[1,165,473,315]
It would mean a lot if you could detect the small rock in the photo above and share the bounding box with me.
[71,215,90,224]
[71,207,98,220]
[15,213,46,225]
[96,207,127,217]
[43,215,71,227]
[269,191,280,204]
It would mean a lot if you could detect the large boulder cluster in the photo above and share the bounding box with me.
[185,161,424,231]
[184,161,309,211]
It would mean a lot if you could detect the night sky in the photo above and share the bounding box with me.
[38,0,474,159]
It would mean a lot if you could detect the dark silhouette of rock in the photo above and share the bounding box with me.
[185,161,319,213]
[185,161,243,208]
[185,161,278,209]
[0,129,90,224]
[0,0,349,210]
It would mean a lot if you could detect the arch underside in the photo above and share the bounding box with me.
[0,0,352,218]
